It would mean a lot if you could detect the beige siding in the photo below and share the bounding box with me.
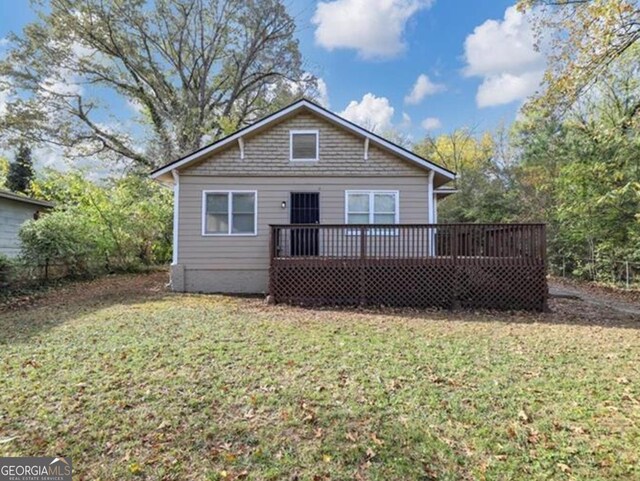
[177,175,430,271]
[184,112,424,177]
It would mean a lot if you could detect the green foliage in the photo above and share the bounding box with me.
[414,53,640,285]
[0,156,9,188]
[512,60,640,280]
[415,129,520,223]
[0,253,14,286]
[519,0,640,116]
[19,210,97,277]
[6,144,34,193]
[19,171,172,279]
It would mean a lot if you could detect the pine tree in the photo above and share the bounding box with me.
[6,144,34,194]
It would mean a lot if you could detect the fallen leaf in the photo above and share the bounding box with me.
[518,410,531,423]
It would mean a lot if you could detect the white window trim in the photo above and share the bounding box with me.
[201,190,258,236]
[344,190,400,236]
[289,129,319,161]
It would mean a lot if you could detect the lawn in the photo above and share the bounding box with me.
[1,272,639,481]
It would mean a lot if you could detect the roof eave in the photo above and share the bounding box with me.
[150,99,457,181]
[0,191,55,208]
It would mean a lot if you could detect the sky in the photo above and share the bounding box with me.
[290,0,545,139]
[0,0,547,168]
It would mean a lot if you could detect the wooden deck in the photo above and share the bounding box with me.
[269,224,548,311]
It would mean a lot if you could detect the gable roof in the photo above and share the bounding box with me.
[150,99,456,183]
[0,189,54,208]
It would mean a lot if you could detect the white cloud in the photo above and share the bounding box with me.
[404,74,445,105]
[476,71,544,108]
[340,93,394,132]
[127,98,145,115]
[316,78,330,108]
[400,112,412,129]
[312,0,434,59]
[40,70,83,97]
[463,6,545,107]
[421,117,441,130]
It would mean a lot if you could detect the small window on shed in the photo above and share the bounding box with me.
[290,130,318,161]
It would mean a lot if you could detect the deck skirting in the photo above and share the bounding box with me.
[270,257,547,311]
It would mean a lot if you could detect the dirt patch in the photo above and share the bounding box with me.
[549,277,640,319]
[0,269,170,314]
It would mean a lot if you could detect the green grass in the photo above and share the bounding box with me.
[1,272,639,480]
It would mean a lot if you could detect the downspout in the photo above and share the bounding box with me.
[427,171,435,256]
[171,170,180,265]
[433,194,438,224]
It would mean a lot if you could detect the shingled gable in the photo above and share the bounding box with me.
[150,99,456,183]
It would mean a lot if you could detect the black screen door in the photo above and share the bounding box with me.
[290,192,319,256]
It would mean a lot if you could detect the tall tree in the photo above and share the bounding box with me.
[519,0,640,116]
[6,144,34,194]
[512,53,640,277]
[0,0,314,169]
[414,130,519,223]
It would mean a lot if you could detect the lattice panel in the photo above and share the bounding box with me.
[270,259,547,311]
[364,264,457,308]
[457,265,547,311]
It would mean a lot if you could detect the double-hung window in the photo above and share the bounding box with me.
[345,191,399,232]
[202,191,257,236]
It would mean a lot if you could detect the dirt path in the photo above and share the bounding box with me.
[549,279,640,318]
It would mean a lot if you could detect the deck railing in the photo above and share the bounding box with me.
[270,223,546,263]
[268,223,548,311]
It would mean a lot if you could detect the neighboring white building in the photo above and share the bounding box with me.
[0,189,54,258]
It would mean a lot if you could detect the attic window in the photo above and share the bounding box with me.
[290,130,318,161]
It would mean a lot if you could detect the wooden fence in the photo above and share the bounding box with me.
[269,224,548,311]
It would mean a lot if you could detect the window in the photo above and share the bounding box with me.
[345,191,399,226]
[202,191,257,236]
[290,130,319,161]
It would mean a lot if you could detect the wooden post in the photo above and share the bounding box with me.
[450,225,461,310]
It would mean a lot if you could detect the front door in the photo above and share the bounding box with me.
[290,192,320,256]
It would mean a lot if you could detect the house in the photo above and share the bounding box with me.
[152,99,547,310]
[151,99,457,293]
[0,189,54,258]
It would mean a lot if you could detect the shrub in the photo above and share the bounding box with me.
[0,253,14,287]
[19,210,99,279]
